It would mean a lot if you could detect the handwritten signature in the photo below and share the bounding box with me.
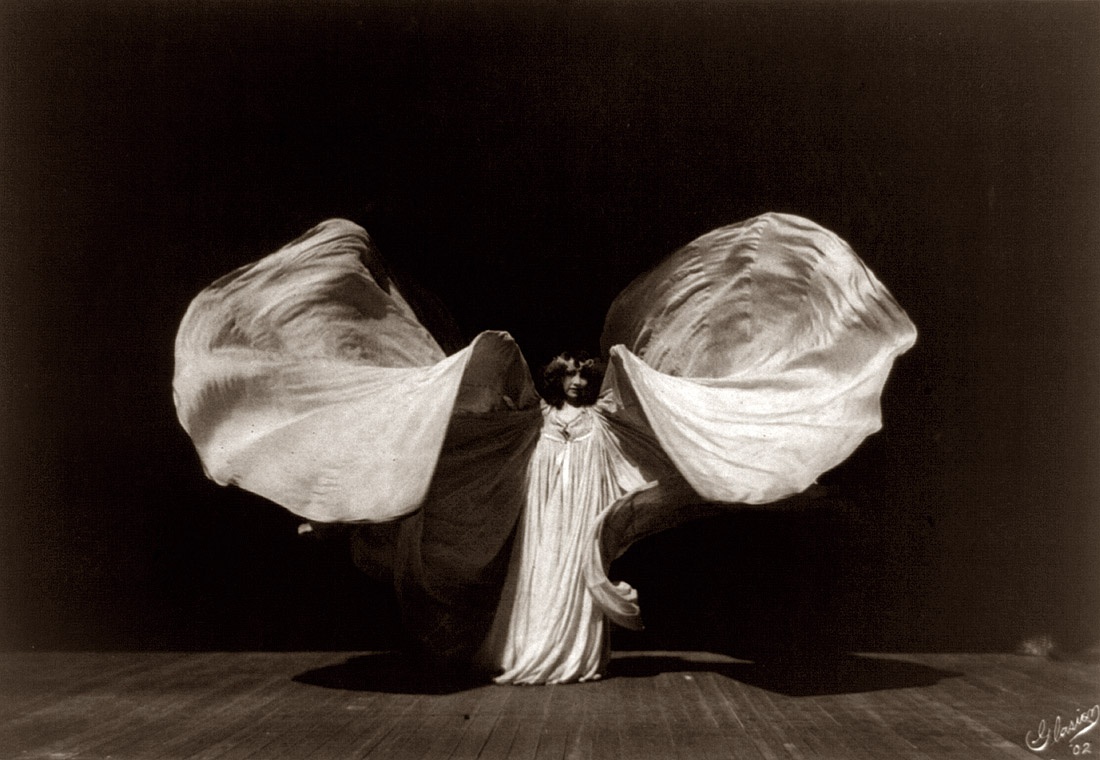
[1027,704,1100,753]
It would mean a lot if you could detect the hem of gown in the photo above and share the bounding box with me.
[490,671,604,686]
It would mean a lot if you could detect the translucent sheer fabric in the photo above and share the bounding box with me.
[174,213,916,683]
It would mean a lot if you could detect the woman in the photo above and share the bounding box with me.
[474,353,634,683]
[173,214,916,684]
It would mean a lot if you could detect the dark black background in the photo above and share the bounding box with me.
[2,1,1097,656]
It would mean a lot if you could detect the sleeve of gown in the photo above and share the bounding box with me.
[173,218,540,524]
[600,212,917,506]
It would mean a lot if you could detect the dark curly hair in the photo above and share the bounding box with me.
[540,350,605,408]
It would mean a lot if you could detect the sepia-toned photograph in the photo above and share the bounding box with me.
[2,2,1097,758]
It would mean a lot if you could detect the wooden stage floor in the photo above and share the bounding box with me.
[1,650,1097,759]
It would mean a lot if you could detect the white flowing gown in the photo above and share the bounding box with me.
[173,213,916,684]
[474,403,661,683]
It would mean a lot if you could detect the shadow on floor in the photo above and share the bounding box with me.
[609,653,963,696]
[294,650,962,697]
[293,651,488,695]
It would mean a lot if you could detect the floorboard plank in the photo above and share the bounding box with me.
[1,651,1096,759]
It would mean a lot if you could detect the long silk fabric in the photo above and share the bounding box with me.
[585,214,917,628]
[601,213,917,504]
[173,213,916,682]
[173,221,541,524]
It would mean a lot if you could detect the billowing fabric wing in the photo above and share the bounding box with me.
[601,212,916,504]
[588,213,916,626]
[173,219,541,524]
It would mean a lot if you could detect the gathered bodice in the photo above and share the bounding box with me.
[540,404,596,444]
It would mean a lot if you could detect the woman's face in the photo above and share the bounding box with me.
[562,362,589,405]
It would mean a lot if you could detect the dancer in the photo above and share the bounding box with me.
[174,213,916,684]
